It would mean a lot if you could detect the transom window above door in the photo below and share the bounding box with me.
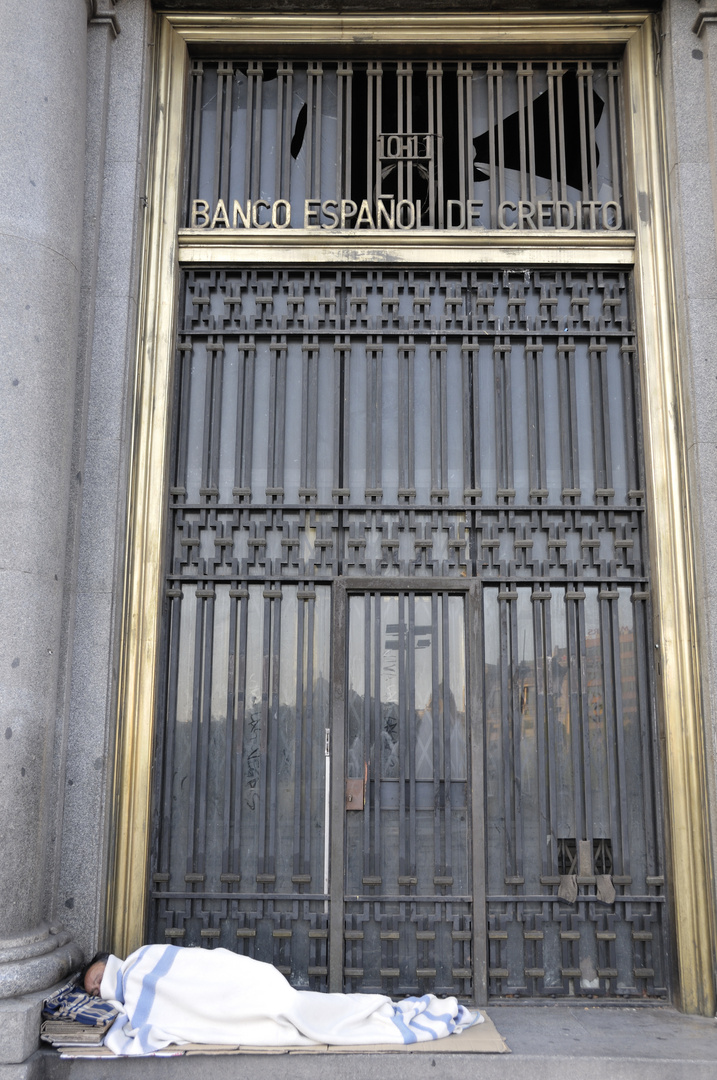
[187,59,624,232]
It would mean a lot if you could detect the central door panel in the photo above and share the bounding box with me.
[334,583,484,1000]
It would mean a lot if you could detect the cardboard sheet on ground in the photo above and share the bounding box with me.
[58,1014,509,1057]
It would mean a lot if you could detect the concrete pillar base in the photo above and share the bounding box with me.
[0,957,82,1066]
[0,928,83,1001]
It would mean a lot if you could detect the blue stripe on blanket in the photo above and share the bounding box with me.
[132,946,179,1033]
[112,944,149,1006]
[420,1007,458,1028]
[389,1004,418,1044]
[406,1019,440,1039]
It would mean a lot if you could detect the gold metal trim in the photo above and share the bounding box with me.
[624,18,716,1016]
[166,12,647,51]
[108,15,187,958]
[177,229,636,268]
[112,11,716,1013]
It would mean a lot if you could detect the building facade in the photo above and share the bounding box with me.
[1,0,717,1070]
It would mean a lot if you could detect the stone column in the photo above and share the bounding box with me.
[0,0,87,1058]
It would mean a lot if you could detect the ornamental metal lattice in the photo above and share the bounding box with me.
[150,267,668,1001]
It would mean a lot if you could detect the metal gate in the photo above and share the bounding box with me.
[333,581,483,999]
[149,264,668,1001]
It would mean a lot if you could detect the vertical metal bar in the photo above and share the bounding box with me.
[293,595,307,878]
[434,64,444,231]
[205,338,223,496]
[556,67,568,204]
[464,338,482,500]
[576,594,591,850]
[400,592,412,881]
[255,593,272,883]
[576,63,590,204]
[599,593,621,871]
[494,336,513,496]
[425,63,435,227]
[582,63,598,202]
[461,342,473,497]
[363,592,373,882]
[609,596,631,875]
[544,593,560,877]
[589,337,612,496]
[275,62,293,202]
[526,336,547,498]
[531,593,549,879]
[158,594,183,879]
[218,61,233,207]
[245,62,264,203]
[558,335,580,500]
[373,594,384,884]
[200,338,216,495]
[431,593,443,876]
[365,336,383,498]
[430,340,446,498]
[195,589,216,880]
[301,337,319,499]
[499,595,514,879]
[525,63,536,205]
[565,593,583,847]
[265,594,282,878]
[607,62,622,215]
[469,582,487,1004]
[441,594,454,879]
[508,595,524,882]
[397,339,413,497]
[487,63,499,228]
[305,63,323,201]
[174,340,193,495]
[620,335,639,494]
[234,336,255,499]
[495,64,506,213]
[517,63,528,205]
[397,62,408,208]
[329,582,347,991]
[337,63,353,200]
[232,591,249,875]
[367,63,381,211]
[188,62,204,218]
[333,335,351,501]
[546,63,560,205]
[457,63,472,209]
[632,593,657,873]
[266,336,287,500]
[185,592,205,876]
[212,64,226,210]
[222,590,239,879]
[305,596,316,880]
[406,332,416,497]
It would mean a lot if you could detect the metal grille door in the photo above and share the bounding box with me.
[150,265,667,1001]
[341,587,479,998]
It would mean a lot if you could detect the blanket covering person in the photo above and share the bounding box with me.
[100,944,482,1055]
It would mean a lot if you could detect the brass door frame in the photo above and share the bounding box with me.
[109,11,716,1015]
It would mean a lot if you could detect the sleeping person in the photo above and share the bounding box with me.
[81,944,481,1055]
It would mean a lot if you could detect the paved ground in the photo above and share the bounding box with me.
[3,1004,715,1080]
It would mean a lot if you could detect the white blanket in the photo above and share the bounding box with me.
[101,945,481,1055]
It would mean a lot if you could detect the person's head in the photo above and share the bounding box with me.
[79,951,110,997]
